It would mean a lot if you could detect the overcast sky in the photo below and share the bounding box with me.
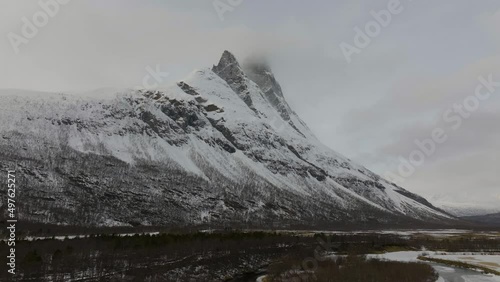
[1,0,499,208]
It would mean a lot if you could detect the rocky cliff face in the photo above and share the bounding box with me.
[0,51,454,228]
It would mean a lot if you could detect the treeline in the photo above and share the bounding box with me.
[312,233,500,253]
[267,254,438,282]
[0,231,315,281]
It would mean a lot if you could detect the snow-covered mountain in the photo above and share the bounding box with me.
[429,194,500,217]
[438,203,500,218]
[434,201,500,217]
[0,51,455,228]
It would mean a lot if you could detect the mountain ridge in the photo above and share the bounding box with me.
[0,50,456,228]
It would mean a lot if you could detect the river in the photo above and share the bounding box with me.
[431,263,500,282]
[238,252,500,282]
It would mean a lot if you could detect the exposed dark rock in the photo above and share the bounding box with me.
[204,104,220,112]
[177,81,199,96]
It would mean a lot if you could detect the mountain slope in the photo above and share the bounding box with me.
[0,51,454,228]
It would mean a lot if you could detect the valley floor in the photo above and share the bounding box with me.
[1,228,499,281]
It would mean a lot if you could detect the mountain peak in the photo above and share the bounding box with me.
[212,51,312,137]
[213,50,242,73]
[212,51,257,111]
[241,54,306,134]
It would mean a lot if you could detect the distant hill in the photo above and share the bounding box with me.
[461,213,500,227]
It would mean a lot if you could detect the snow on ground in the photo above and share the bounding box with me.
[462,275,500,282]
[272,229,496,239]
[429,253,500,273]
[0,232,161,242]
[367,251,423,262]
[368,251,500,282]
[336,229,500,238]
